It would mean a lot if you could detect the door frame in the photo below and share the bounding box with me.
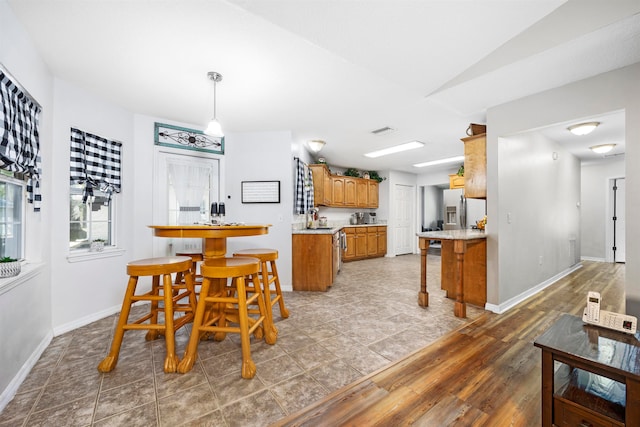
[605,176,625,263]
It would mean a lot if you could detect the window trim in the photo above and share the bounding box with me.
[0,172,26,261]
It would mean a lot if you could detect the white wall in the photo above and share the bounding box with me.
[580,157,625,261]
[223,131,295,290]
[0,0,53,404]
[487,62,640,316]
[496,132,581,304]
[51,79,134,331]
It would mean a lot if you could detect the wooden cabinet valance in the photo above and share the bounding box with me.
[309,164,379,208]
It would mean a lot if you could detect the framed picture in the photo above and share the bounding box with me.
[241,181,281,204]
[154,122,224,154]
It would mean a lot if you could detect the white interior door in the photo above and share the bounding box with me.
[394,184,414,255]
[153,148,220,256]
[614,178,626,262]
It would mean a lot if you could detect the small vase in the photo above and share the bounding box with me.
[0,261,21,278]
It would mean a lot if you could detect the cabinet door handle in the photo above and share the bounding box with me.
[579,421,593,427]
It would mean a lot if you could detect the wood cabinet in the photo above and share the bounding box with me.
[367,180,379,208]
[309,164,332,205]
[308,164,379,208]
[344,228,356,260]
[449,174,465,190]
[461,133,486,199]
[292,233,335,291]
[332,177,345,205]
[440,238,486,307]
[344,178,357,206]
[343,226,386,262]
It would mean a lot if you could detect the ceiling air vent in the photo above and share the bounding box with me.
[370,126,395,136]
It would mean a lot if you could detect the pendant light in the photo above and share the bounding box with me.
[204,71,224,137]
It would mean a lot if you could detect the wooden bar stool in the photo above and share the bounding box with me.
[98,256,196,374]
[233,249,290,333]
[177,257,274,378]
[174,252,203,285]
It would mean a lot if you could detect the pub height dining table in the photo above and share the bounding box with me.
[148,223,277,367]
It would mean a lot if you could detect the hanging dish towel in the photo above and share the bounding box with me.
[295,159,314,214]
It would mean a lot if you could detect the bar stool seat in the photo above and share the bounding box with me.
[98,256,196,374]
[232,249,290,328]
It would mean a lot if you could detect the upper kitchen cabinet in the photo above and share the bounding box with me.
[308,164,379,208]
[309,164,331,205]
[461,133,486,199]
[367,180,378,208]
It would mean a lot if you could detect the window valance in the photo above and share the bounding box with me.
[70,127,122,203]
[0,68,42,211]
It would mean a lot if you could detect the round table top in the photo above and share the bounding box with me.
[149,224,271,239]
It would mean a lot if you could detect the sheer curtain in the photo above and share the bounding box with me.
[167,162,211,225]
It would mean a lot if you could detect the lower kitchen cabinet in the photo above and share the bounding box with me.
[292,233,336,291]
[343,226,387,262]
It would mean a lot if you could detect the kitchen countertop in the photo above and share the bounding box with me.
[292,223,385,235]
[416,229,486,240]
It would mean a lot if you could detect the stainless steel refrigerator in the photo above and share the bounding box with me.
[443,188,486,230]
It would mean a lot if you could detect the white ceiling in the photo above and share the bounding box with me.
[7,0,640,173]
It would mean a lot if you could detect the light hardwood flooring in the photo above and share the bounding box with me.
[273,260,626,426]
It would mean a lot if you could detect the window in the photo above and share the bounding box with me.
[69,127,122,251]
[69,184,114,250]
[0,173,25,260]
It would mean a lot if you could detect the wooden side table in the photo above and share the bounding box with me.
[534,314,640,426]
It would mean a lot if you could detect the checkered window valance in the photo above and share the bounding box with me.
[70,127,122,204]
[0,69,42,211]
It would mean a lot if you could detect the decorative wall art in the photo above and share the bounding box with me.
[241,181,281,204]
[154,122,224,154]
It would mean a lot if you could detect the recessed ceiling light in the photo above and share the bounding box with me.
[568,121,600,136]
[589,143,616,154]
[364,141,424,158]
[413,155,465,168]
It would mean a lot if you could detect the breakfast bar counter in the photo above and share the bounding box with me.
[416,229,486,317]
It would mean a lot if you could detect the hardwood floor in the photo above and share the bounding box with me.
[272,261,626,426]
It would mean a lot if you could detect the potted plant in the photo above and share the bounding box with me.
[367,171,386,183]
[0,256,21,278]
[90,239,106,252]
[457,164,465,177]
[344,168,360,177]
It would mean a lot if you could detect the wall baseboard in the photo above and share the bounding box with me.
[580,256,606,262]
[52,301,150,336]
[485,263,583,314]
[0,331,53,413]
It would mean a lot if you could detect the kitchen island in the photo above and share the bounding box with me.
[292,224,385,291]
[417,229,486,318]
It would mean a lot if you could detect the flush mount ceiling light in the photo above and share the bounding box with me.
[204,71,224,137]
[308,140,326,153]
[413,155,465,168]
[590,143,616,154]
[567,121,600,136]
[364,140,424,158]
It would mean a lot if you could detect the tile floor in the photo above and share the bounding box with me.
[0,253,483,427]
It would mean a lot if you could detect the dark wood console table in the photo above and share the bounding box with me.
[534,314,640,426]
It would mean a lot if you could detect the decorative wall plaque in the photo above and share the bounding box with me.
[154,122,224,154]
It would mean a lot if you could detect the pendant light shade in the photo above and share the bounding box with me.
[205,118,223,137]
[204,71,224,137]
